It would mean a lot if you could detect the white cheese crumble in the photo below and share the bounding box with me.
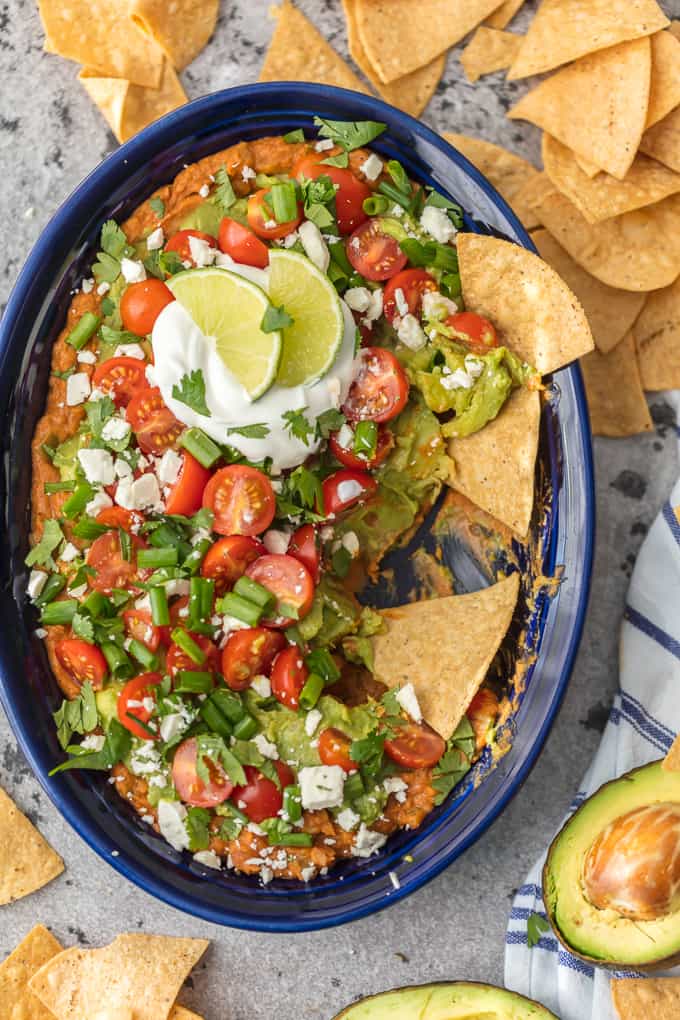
[360,153,383,182]
[304,708,322,737]
[440,368,475,391]
[383,776,408,803]
[156,447,182,487]
[101,417,132,443]
[253,733,279,760]
[59,542,80,563]
[78,448,115,486]
[298,220,330,273]
[351,823,387,858]
[251,674,271,699]
[315,138,334,152]
[193,849,222,869]
[120,257,147,283]
[146,226,165,251]
[27,570,48,600]
[188,234,217,267]
[263,529,290,555]
[396,682,422,722]
[342,531,360,557]
[299,765,346,810]
[362,288,383,324]
[336,807,361,831]
[81,734,106,752]
[421,290,458,320]
[241,165,256,181]
[335,423,354,449]
[420,205,457,244]
[159,713,188,744]
[116,472,162,512]
[394,287,409,317]
[114,342,145,360]
[157,800,190,852]
[198,183,210,199]
[81,277,95,294]
[96,281,111,296]
[397,313,427,351]
[77,349,97,364]
[343,287,372,313]
[66,372,91,406]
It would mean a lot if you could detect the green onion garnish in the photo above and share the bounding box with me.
[40,599,78,626]
[137,547,178,569]
[299,672,324,710]
[219,592,263,627]
[269,180,298,223]
[65,311,101,351]
[170,628,206,664]
[180,427,222,469]
[149,586,170,626]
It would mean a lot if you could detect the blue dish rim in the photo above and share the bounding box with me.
[0,83,595,932]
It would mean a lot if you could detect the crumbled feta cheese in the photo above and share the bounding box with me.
[344,287,372,313]
[116,472,162,511]
[157,799,190,851]
[114,457,133,480]
[336,478,364,504]
[253,733,279,760]
[77,349,97,364]
[68,583,88,599]
[101,417,132,443]
[299,765,346,810]
[221,614,250,636]
[165,579,191,598]
[135,593,152,613]
[299,220,330,273]
[96,281,110,296]
[188,234,217,267]
[389,871,401,890]
[300,865,317,882]
[394,287,409,317]
[66,372,91,406]
[336,807,360,831]
[335,423,354,449]
[114,342,145,360]
[282,230,299,248]
[341,531,360,557]
[304,709,322,737]
[156,448,182,487]
[130,741,163,777]
[81,277,95,294]
[440,368,475,391]
[145,363,157,387]
[81,734,106,752]
[360,153,383,182]
[464,355,484,379]
[264,219,277,230]
[315,138,335,152]
[251,674,271,698]
[78,448,115,486]
[60,542,80,563]
[362,288,383,323]
[198,183,210,198]
[396,682,422,722]
[146,226,165,250]
[120,257,147,283]
[34,628,47,639]
[420,205,457,244]
[397,313,427,351]
[383,776,408,803]
[421,290,458,320]
[352,823,387,858]
[88,387,105,402]
[263,529,290,555]
[241,165,256,181]
[159,713,187,744]
[27,570,48,600]
[193,849,222,869]
[260,866,274,885]
[319,526,334,542]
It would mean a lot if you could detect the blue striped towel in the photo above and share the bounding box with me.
[504,424,680,1018]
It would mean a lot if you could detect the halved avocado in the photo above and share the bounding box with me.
[543,759,680,970]
[333,983,557,1020]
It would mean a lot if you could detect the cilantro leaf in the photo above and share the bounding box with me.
[431,716,475,805]
[52,682,98,750]
[321,152,350,169]
[195,734,247,786]
[316,407,345,439]
[99,325,142,347]
[92,252,121,284]
[213,167,236,213]
[100,296,115,317]
[400,237,459,273]
[144,248,183,280]
[100,220,129,259]
[281,408,314,445]
[350,730,385,776]
[261,304,294,333]
[527,912,551,949]
[276,465,324,522]
[331,545,352,579]
[283,128,305,143]
[25,520,63,569]
[172,369,211,417]
[227,423,270,439]
[149,196,165,218]
[50,718,131,774]
[313,117,387,152]
[424,189,464,228]
[186,806,211,851]
[71,612,95,643]
[85,395,116,438]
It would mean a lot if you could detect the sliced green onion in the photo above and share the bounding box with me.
[268,832,313,847]
[149,586,169,626]
[189,576,214,626]
[65,311,101,350]
[328,240,354,276]
[232,713,257,740]
[137,547,178,569]
[270,181,297,223]
[81,590,108,617]
[199,699,232,740]
[353,419,377,459]
[118,528,131,562]
[63,483,94,520]
[128,639,159,671]
[218,592,263,627]
[180,427,222,469]
[232,576,274,611]
[210,688,246,724]
[174,670,213,694]
[170,628,206,664]
[299,672,324,710]
[378,180,412,211]
[283,784,302,822]
[182,538,212,575]
[40,599,78,626]
[34,573,66,607]
[362,195,390,216]
[344,771,365,801]
[43,480,76,495]
[71,519,109,540]
[305,647,341,683]
[101,641,134,679]
[386,159,411,195]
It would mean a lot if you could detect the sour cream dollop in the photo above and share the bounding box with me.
[151,259,357,472]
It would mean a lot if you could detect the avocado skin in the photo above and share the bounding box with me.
[542,759,680,972]
[332,981,557,1020]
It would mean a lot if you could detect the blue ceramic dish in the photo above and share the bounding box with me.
[0,83,594,931]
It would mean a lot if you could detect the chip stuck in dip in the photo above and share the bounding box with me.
[26,118,593,885]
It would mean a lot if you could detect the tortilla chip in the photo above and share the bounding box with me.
[532,229,646,354]
[634,277,680,390]
[342,0,444,117]
[507,0,668,80]
[670,20,680,41]
[640,105,680,173]
[0,786,63,905]
[449,387,539,536]
[372,574,520,738]
[460,27,522,82]
[529,185,680,292]
[170,1008,205,1020]
[38,0,164,88]
[29,934,209,1020]
[509,38,652,181]
[580,332,652,437]
[486,0,525,30]
[647,31,680,128]
[79,60,187,144]
[443,134,541,229]
[663,734,680,772]
[542,133,680,224]
[130,0,218,71]
[0,925,63,1020]
[260,1,369,94]
[574,152,603,178]
[456,233,594,373]
[354,0,503,84]
[611,977,680,1019]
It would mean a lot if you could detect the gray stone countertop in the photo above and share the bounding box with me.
[1,1,679,1015]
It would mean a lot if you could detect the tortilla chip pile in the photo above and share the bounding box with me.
[611,976,680,1020]
[37,0,219,142]
[0,925,207,1020]
[0,785,63,905]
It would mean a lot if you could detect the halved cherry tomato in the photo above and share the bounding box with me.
[322,469,377,517]
[318,727,355,772]
[201,535,264,595]
[165,229,217,266]
[126,387,183,454]
[383,268,438,324]
[86,531,146,593]
[221,627,286,691]
[329,423,393,470]
[122,609,161,653]
[166,633,220,679]
[384,721,446,768]
[95,506,142,533]
[202,465,275,537]
[163,451,211,516]
[92,356,147,408]
[55,638,107,689]
[117,672,163,740]
[245,554,315,627]
[247,189,302,240]
[218,217,269,269]
[292,153,370,235]
[172,736,234,808]
[346,219,408,281]
[343,346,409,423]
[231,760,294,823]
[467,687,500,753]
[120,279,174,336]
[270,647,308,710]
[287,523,320,582]
[446,311,498,354]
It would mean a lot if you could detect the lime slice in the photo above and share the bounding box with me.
[268,250,344,388]
[166,267,281,400]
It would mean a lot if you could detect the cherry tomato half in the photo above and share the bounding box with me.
[117,672,163,740]
[172,736,234,807]
[318,728,355,772]
[446,311,498,355]
[270,647,308,710]
[166,633,220,679]
[247,189,302,240]
[221,627,286,691]
[231,760,295,823]
[122,608,161,653]
[329,423,393,470]
[218,217,269,269]
[245,554,315,627]
[92,356,148,408]
[322,469,377,517]
[202,465,275,537]
[158,594,190,647]
[467,687,500,753]
[343,346,409,423]
[163,451,211,516]
[384,721,446,769]
[165,229,217,266]
[95,506,143,533]
[126,387,183,455]
[120,279,174,336]
[86,531,146,593]
[292,153,370,235]
[383,268,438,324]
[201,535,264,595]
[346,219,408,281]
[55,638,107,689]
[287,523,320,582]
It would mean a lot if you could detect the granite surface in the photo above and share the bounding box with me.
[1,1,680,1015]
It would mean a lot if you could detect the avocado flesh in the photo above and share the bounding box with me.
[334,983,556,1020]
[544,760,680,967]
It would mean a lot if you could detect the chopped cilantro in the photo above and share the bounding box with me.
[261,303,294,333]
[321,151,350,169]
[195,734,247,786]
[276,465,324,522]
[172,369,211,417]
[400,237,459,273]
[527,912,551,949]
[331,545,352,578]
[316,407,345,439]
[213,167,236,212]
[71,612,96,644]
[283,128,305,143]
[299,175,337,231]
[350,730,385,775]
[92,252,122,284]
[149,196,165,218]
[52,681,98,750]
[313,117,387,152]
[100,220,129,259]
[50,718,131,774]
[85,396,116,438]
[186,806,211,851]
[25,519,63,569]
[99,324,143,346]
[424,189,464,228]
[226,423,270,439]
[144,249,183,280]
[281,408,314,445]
[100,296,115,317]
[431,716,475,805]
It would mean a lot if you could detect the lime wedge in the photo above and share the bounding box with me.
[268,250,344,388]
[166,267,281,400]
